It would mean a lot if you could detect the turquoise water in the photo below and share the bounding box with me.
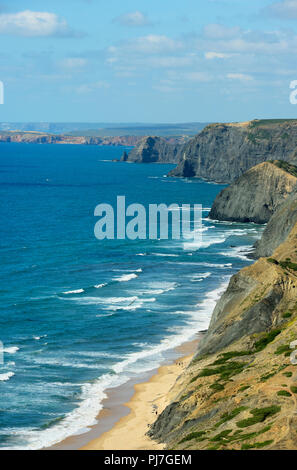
[0,143,263,449]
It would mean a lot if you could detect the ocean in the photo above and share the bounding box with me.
[0,143,263,449]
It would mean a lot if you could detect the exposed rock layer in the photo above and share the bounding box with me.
[254,187,297,258]
[169,119,297,182]
[121,136,180,163]
[209,161,297,224]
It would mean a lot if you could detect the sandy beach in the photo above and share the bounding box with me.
[80,339,198,451]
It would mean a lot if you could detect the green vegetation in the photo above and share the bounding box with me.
[236,406,281,428]
[210,383,225,392]
[275,344,291,356]
[241,440,274,450]
[210,430,233,442]
[282,312,292,319]
[239,385,250,392]
[215,406,247,428]
[254,329,281,352]
[250,119,297,127]
[178,430,206,444]
[283,372,293,378]
[277,390,292,397]
[207,425,272,449]
[290,386,297,394]
[267,258,279,265]
[212,351,251,365]
[269,160,297,178]
[279,260,297,271]
[260,364,288,382]
[260,372,277,382]
[197,361,248,382]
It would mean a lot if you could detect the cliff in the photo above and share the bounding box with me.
[0,132,143,147]
[149,221,297,450]
[254,188,297,258]
[169,119,297,183]
[121,136,180,163]
[209,161,297,224]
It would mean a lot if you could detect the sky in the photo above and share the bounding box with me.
[1,0,297,122]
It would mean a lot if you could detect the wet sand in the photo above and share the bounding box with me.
[50,337,199,450]
[81,339,198,450]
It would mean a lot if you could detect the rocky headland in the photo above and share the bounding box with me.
[169,119,297,183]
[209,161,297,224]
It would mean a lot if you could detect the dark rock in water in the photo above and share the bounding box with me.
[209,161,297,224]
[121,152,129,162]
[169,119,297,183]
[121,136,180,164]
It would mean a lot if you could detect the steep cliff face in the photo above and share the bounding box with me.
[149,223,297,450]
[254,189,297,258]
[209,161,297,224]
[169,119,297,183]
[121,136,180,163]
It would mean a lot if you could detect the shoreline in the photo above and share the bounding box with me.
[49,337,200,451]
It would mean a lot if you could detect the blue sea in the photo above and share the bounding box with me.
[0,143,263,449]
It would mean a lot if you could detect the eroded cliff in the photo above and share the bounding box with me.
[209,161,297,224]
[169,119,297,183]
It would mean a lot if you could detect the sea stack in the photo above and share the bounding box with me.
[121,136,180,163]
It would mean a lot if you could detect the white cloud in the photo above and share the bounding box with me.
[205,51,231,59]
[76,81,110,94]
[227,73,253,81]
[183,71,212,82]
[108,35,183,56]
[113,11,151,27]
[61,58,87,68]
[0,10,78,37]
[203,24,240,39]
[104,24,297,92]
[266,0,297,19]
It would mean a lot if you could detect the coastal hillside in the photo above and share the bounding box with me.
[121,136,180,163]
[209,161,297,224]
[149,221,297,450]
[0,131,143,147]
[169,119,297,183]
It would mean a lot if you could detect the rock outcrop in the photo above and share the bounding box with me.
[121,136,180,163]
[209,161,297,224]
[149,221,297,450]
[254,188,297,258]
[169,119,297,183]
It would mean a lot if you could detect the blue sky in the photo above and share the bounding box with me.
[1,0,297,122]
